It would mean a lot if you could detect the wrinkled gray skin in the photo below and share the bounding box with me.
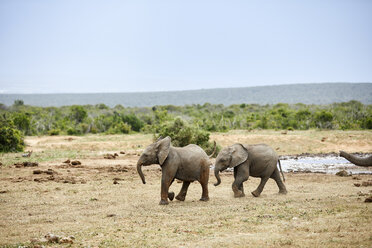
[340,151,372,167]
[137,136,211,205]
[214,143,287,197]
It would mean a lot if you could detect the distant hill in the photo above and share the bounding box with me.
[0,83,371,107]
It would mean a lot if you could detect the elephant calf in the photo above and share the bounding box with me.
[137,136,214,205]
[214,143,287,197]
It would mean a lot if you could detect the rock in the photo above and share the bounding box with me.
[365,196,372,203]
[106,214,116,217]
[335,170,350,177]
[63,159,70,164]
[45,233,60,243]
[15,162,39,168]
[59,237,74,244]
[33,169,56,175]
[104,154,116,159]
[33,170,43,174]
[352,176,361,180]
[362,181,372,187]
[113,180,119,184]
[0,190,9,194]
[45,169,54,175]
[71,160,81,165]
[114,153,119,157]
[321,137,327,142]
[120,151,126,154]
[354,183,361,187]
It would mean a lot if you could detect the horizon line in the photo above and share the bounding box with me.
[1,82,371,95]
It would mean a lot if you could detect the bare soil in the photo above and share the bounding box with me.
[0,130,371,247]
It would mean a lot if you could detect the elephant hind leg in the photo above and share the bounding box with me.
[251,177,269,197]
[175,181,190,201]
[270,169,287,195]
[199,164,210,201]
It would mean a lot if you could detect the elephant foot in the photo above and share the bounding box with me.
[168,192,175,201]
[279,189,287,195]
[159,200,169,205]
[251,190,261,197]
[234,192,245,198]
[175,195,185,201]
[199,196,209,201]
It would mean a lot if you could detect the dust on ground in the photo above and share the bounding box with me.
[0,130,371,247]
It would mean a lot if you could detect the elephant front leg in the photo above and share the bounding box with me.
[232,165,248,198]
[232,181,245,198]
[251,177,269,197]
[160,174,175,205]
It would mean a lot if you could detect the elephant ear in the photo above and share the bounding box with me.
[229,143,248,168]
[157,136,171,165]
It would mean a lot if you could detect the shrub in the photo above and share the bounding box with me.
[48,129,60,136]
[154,117,219,157]
[107,122,131,134]
[0,119,24,152]
[122,114,144,132]
[13,100,24,106]
[314,110,334,129]
[67,127,81,135]
[12,112,31,135]
[70,105,87,123]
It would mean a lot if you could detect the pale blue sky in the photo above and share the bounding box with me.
[0,0,371,93]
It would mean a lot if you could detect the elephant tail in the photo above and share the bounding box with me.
[278,159,285,182]
[208,141,217,158]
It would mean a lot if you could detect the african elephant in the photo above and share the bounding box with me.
[137,136,215,205]
[214,143,287,197]
[340,151,372,167]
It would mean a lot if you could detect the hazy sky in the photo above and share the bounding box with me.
[0,0,371,93]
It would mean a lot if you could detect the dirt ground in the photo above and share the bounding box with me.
[0,130,371,247]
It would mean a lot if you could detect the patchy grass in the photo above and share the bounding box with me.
[0,130,371,247]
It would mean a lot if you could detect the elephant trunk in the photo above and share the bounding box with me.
[137,161,146,184]
[340,151,372,167]
[214,166,221,186]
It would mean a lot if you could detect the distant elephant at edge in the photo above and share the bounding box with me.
[137,136,216,205]
[339,151,372,167]
[214,143,287,197]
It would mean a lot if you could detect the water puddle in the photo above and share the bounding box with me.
[280,155,372,175]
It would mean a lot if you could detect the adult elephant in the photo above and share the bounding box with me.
[214,143,287,197]
[339,151,372,167]
[137,136,215,205]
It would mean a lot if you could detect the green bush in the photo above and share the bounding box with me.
[154,117,219,157]
[12,112,32,135]
[48,129,60,135]
[0,121,25,152]
[67,127,81,135]
[70,105,87,123]
[122,114,144,132]
[107,122,131,134]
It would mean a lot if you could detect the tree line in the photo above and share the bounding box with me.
[0,100,371,152]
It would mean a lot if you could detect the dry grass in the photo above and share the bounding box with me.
[0,130,371,247]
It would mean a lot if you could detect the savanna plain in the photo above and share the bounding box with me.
[0,130,371,247]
